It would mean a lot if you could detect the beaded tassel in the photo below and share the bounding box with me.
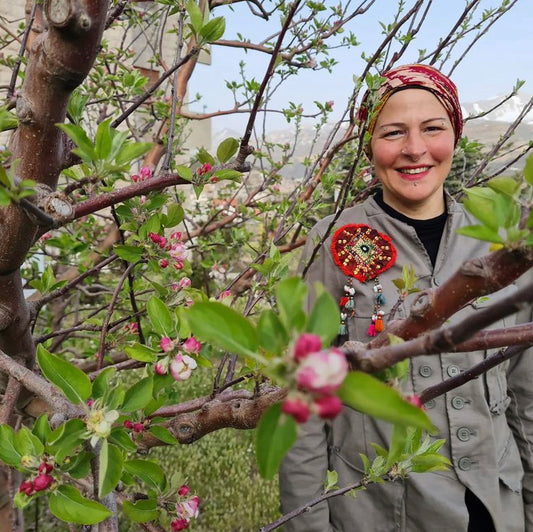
[337,280,355,341]
[367,277,385,337]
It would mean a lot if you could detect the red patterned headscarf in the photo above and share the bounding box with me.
[358,64,463,147]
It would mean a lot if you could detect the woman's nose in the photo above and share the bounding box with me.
[401,132,427,160]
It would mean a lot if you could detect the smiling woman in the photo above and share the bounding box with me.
[279,64,533,532]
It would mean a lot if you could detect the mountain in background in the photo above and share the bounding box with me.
[213,93,533,179]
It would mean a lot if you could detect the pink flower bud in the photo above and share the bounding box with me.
[139,166,152,179]
[159,259,169,268]
[171,231,182,241]
[313,395,343,419]
[154,358,169,375]
[19,481,34,495]
[158,237,168,249]
[160,337,173,352]
[33,473,54,492]
[183,336,201,354]
[295,348,348,394]
[282,395,310,424]
[171,518,190,531]
[293,333,322,362]
[133,423,145,433]
[149,232,162,244]
[87,398,94,408]
[406,394,424,409]
[140,195,146,204]
[39,462,53,474]
[131,174,140,182]
[177,484,190,497]
[123,420,134,429]
[178,277,191,289]
[218,290,231,300]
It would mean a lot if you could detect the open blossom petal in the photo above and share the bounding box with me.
[295,349,348,394]
[170,354,197,381]
[293,333,322,362]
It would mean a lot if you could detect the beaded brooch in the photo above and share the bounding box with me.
[331,224,396,341]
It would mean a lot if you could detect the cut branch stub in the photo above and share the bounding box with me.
[46,0,74,28]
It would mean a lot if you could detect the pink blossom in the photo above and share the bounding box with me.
[177,495,200,519]
[210,176,218,183]
[129,322,139,333]
[131,174,140,182]
[19,481,34,496]
[133,422,145,433]
[124,420,134,429]
[149,232,162,244]
[159,259,169,268]
[282,395,310,424]
[41,232,52,241]
[171,518,190,531]
[295,349,348,394]
[170,353,197,381]
[293,333,322,362]
[178,484,190,497]
[87,398,94,408]
[173,259,184,270]
[197,162,213,176]
[158,236,168,249]
[406,394,424,409]
[171,282,179,291]
[171,231,182,241]
[179,277,191,289]
[218,290,232,300]
[314,395,343,419]
[139,166,152,180]
[325,100,334,110]
[33,473,54,492]
[160,337,173,352]
[140,195,146,204]
[183,336,201,354]
[39,462,53,474]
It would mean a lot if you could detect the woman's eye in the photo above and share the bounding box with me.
[383,130,403,138]
[425,125,444,133]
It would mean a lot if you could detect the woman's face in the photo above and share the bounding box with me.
[370,88,456,218]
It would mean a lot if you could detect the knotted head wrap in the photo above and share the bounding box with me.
[358,63,463,149]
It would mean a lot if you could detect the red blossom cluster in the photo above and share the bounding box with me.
[131,165,153,182]
[148,230,187,270]
[123,419,149,433]
[170,484,201,530]
[19,462,55,496]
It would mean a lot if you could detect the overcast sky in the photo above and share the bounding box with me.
[189,0,533,132]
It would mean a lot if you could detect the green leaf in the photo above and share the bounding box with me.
[36,345,92,405]
[387,424,408,467]
[123,498,159,523]
[48,485,113,525]
[186,0,203,33]
[524,152,533,185]
[114,244,144,262]
[124,343,158,363]
[409,453,451,473]
[146,296,174,336]
[62,451,93,479]
[114,141,152,166]
[487,176,519,197]
[0,107,18,132]
[276,277,307,333]
[200,16,226,42]
[324,470,339,492]
[92,367,116,401]
[15,426,44,457]
[306,290,340,346]
[32,414,52,445]
[256,403,297,479]
[122,377,154,413]
[257,310,288,356]
[148,425,179,445]
[176,165,193,181]
[99,441,124,497]
[0,425,22,466]
[212,169,242,182]
[47,419,87,462]
[57,123,96,162]
[123,459,166,490]
[463,196,499,231]
[164,203,184,227]
[216,137,240,163]
[95,119,113,160]
[109,427,137,452]
[338,372,436,433]
[185,302,262,362]
[456,225,504,244]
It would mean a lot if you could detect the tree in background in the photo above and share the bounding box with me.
[0,0,532,530]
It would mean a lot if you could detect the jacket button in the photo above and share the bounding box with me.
[457,427,471,442]
[419,365,432,377]
[425,399,436,409]
[458,457,472,471]
[451,396,466,409]
[447,365,460,377]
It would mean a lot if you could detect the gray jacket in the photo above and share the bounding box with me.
[279,195,533,532]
